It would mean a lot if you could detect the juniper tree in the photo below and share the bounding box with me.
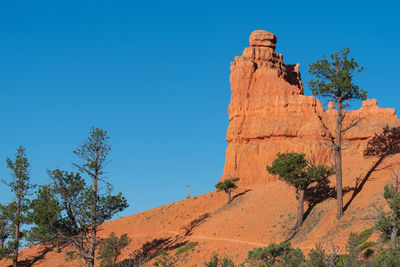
[308,48,367,219]
[267,153,334,229]
[4,146,35,267]
[215,177,240,205]
[29,128,128,267]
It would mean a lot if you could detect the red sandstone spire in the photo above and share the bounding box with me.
[221,30,400,186]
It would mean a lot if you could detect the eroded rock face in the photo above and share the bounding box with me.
[249,30,277,49]
[222,30,400,186]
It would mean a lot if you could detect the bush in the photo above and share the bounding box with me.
[175,241,198,256]
[247,241,305,266]
[153,250,175,267]
[97,232,131,267]
[344,229,375,265]
[203,253,235,267]
[307,243,328,267]
[282,247,305,266]
[375,246,400,266]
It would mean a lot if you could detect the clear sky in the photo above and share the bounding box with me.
[1,0,399,218]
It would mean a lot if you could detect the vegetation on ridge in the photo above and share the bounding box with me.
[0,128,129,267]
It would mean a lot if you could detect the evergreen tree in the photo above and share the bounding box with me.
[0,203,13,257]
[308,48,367,219]
[375,172,400,248]
[267,153,334,229]
[97,232,131,267]
[215,178,240,205]
[4,146,35,267]
[28,184,62,246]
[29,128,128,267]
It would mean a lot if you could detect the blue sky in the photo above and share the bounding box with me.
[1,0,399,218]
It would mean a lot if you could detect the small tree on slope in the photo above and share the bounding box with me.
[97,232,131,267]
[375,171,400,248]
[215,177,240,205]
[267,152,334,229]
[308,48,367,219]
[4,146,35,267]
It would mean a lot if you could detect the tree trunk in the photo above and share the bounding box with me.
[13,194,21,267]
[87,161,99,267]
[87,185,98,267]
[227,191,231,205]
[0,224,6,249]
[336,100,344,219]
[296,189,305,229]
[391,222,398,247]
[86,256,94,267]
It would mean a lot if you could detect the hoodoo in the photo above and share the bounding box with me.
[222,30,400,186]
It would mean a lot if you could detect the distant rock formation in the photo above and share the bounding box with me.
[222,30,400,186]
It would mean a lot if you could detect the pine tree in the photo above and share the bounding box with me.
[308,48,367,218]
[29,128,128,267]
[4,146,35,267]
[215,178,240,205]
[267,153,334,229]
[28,184,62,246]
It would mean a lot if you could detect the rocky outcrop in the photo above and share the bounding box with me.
[222,30,400,186]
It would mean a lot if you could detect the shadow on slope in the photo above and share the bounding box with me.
[344,126,400,212]
[8,244,56,267]
[119,236,187,266]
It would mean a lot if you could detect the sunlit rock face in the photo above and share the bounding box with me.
[222,30,400,186]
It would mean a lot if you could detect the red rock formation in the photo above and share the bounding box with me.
[222,30,400,186]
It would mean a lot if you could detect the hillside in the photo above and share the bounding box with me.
[8,152,400,266]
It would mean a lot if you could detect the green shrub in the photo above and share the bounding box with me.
[203,253,235,267]
[247,241,304,266]
[307,243,328,267]
[97,232,131,267]
[175,241,198,256]
[346,229,374,261]
[153,250,175,267]
[375,246,400,266]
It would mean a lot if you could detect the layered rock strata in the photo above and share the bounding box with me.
[222,30,400,186]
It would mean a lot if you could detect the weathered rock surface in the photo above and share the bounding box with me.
[222,30,400,186]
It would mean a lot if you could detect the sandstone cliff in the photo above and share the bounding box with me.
[222,30,400,186]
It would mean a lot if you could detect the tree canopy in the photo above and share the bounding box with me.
[215,177,240,205]
[308,48,367,106]
[267,153,333,190]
